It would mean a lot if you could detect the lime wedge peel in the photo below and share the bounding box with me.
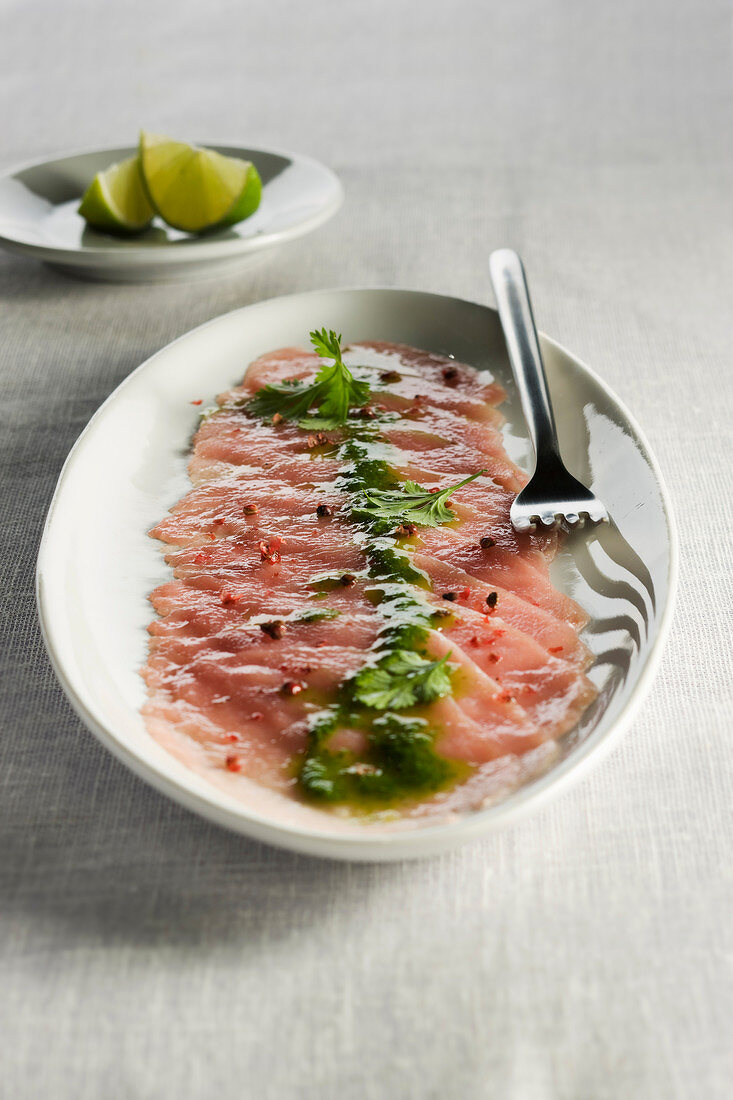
[138,132,262,234]
[78,156,154,235]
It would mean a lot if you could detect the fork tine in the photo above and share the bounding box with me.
[510,495,608,533]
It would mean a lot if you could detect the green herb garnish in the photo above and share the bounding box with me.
[298,712,462,805]
[249,328,371,429]
[255,378,478,811]
[352,650,454,710]
[294,607,340,624]
[359,470,486,527]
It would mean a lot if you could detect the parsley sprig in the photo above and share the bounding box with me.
[359,470,486,527]
[353,650,453,710]
[249,329,370,429]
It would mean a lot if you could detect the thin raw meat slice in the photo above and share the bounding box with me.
[437,602,596,737]
[346,342,506,414]
[236,346,322,395]
[414,536,586,626]
[191,412,342,486]
[411,555,590,666]
[152,474,345,545]
[429,695,545,765]
[143,339,597,818]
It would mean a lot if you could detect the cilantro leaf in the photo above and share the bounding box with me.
[248,378,325,422]
[353,650,454,710]
[248,328,370,429]
[358,470,486,527]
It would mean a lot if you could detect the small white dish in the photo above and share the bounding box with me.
[36,288,677,860]
[0,144,343,283]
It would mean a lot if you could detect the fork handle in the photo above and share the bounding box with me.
[489,249,561,466]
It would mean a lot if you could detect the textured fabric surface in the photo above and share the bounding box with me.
[1,1,732,1098]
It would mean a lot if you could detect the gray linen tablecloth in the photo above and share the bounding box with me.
[1,1,731,1097]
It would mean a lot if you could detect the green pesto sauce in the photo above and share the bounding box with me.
[299,710,468,809]
[295,423,470,812]
[363,543,427,586]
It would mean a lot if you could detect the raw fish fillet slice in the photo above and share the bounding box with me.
[383,427,525,496]
[153,467,558,601]
[148,606,379,673]
[214,342,517,485]
[378,399,530,494]
[419,480,558,562]
[142,695,304,788]
[439,603,596,737]
[371,386,505,429]
[160,537,364,593]
[146,630,374,708]
[237,342,506,419]
[151,474,346,544]
[412,551,590,665]
[150,562,375,619]
[147,578,566,768]
[421,630,542,757]
[346,342,506,413]
[429,696,546,765]
[235,346,322,394]
[148,581,379,682]
[188,407,524,498]
[414,536,586,626]
[191,413,342,487]
[143,340,598,818]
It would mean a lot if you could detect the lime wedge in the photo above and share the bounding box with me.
[139,132,262,233]
[78,156,154,234]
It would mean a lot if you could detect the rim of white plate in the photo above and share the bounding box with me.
[36,287,679,860]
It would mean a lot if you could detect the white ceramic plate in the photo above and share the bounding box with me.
[37,289,677,860]
[0,144,343,283]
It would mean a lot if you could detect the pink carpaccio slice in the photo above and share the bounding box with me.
[142,341,596,822]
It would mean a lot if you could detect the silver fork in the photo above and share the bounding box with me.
[489,248,608,533]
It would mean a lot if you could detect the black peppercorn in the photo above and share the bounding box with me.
[260,620,285,639]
